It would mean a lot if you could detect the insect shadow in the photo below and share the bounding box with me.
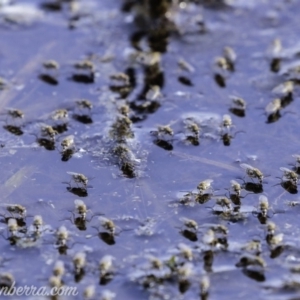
[119,162,136,179]
[214,73,226,88]
[0,234,20,246]
[224,189,251,206]
[63,211,100,231]
[226,193,241,206]
[266,111,281,124]
[37,138,55,151]
[91,227,116,246]
[42,238,80,255]
[99,272,115,285]
[61,149,75,162]
[270,245,285,259]
[240,180,263,194]
[153,139,173,151]
[109,82,132,98]
[203,250,214,273]
[179,279,191,294]
[178,76,193,86]
[57,141,77,162]
[273,178,298,194]
[63,177,93,197]
[66,187,88,197]
[270,58,280,73]
[91,223,132,246]
[180,229,198,242]
[0,216,26,228]
[57,244,68,255]
[74,269,85,283]
[252,209,276,225]
[280,93,293,108]
[185,135,199,146]
[266,110,295,124]
[281,181,297,194]
[3,125,23,136]
[130,100,161,115]
[229,107,245,118]
[29,130,56,151]
[220,131,244,146]
[99,232,116,245]
[195,193,213,204]
[179,191,212,205]
[242,269,265,282]
[291,165,300,175]
[69,73,94,84]
[38,74,58,85]
[52,123,68,134]
[72,114,93,124]
[40,1,62,11]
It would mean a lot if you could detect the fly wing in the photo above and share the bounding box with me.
[74,199,84,207]
[204,179,213,185]
[265,99,281,114]
[63,135,74,141]
[240,163,254,171]
[230,179,240,186]
[67,171,79,176]
[279,167,292,173]
[259,195,268,203]
[98,216,109,224]
[0,203,19,208]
